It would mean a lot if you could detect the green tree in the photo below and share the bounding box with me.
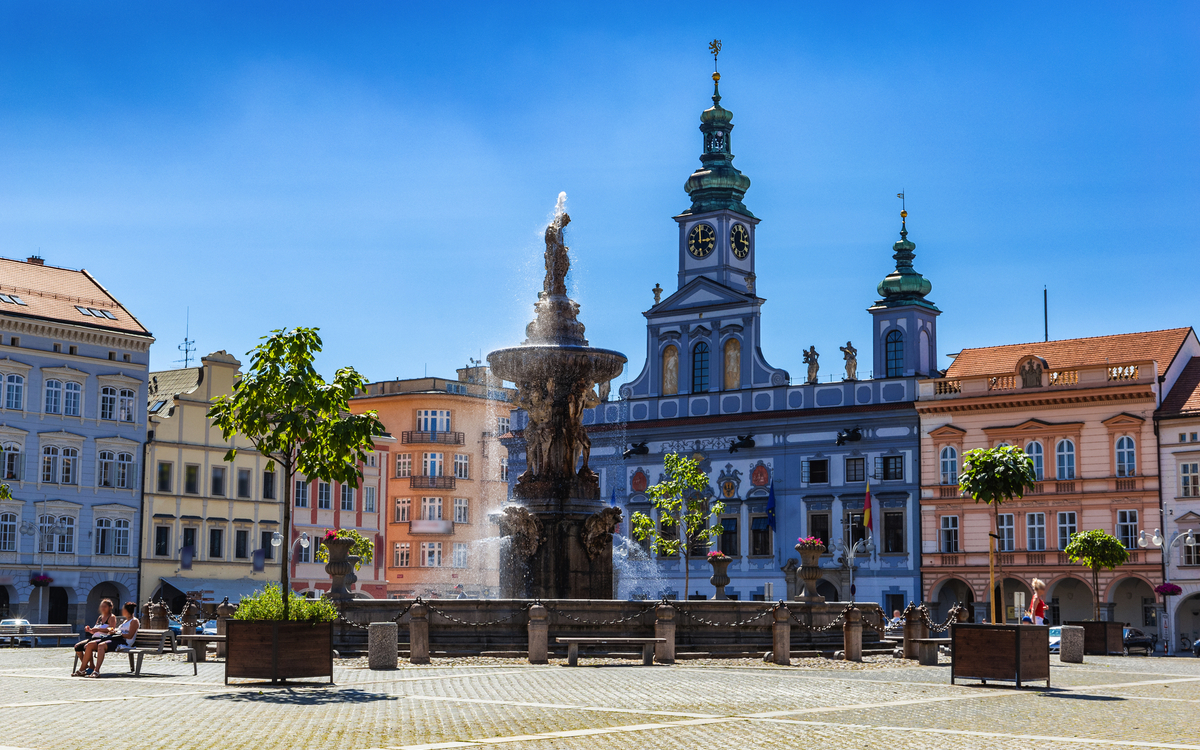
[1064,529,1130,620]
[0,483,10,500]
[208,327,384,618]
[315,528,375,570]
[957,445,1037,623]
[630,452,724,597]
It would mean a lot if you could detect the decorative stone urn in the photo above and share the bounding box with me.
[794,543,826,602]
[323,537,357,601]
[708,555,732,600]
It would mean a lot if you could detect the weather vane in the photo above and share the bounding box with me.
[897,190,907,219]
[709,39,722,71]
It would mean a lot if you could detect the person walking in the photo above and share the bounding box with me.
[1028,578,1048,625]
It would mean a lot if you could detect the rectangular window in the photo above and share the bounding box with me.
[298,538,311,563]
[294,480,310,508]
[394,542,410,567]
[719,516,739,556]
[154,526,170,556]
[846,511,866,546]
[263,470,276,500]
[235,529,249,559]
[396,453,412,478]
[1026,512,1046,551]
[261,531,274,560]
[1117,509,1139,548]
[317,482,331,509]
[997,513,1014,552]
[423,453,444,476]
[208,528,223,559]
[114,519,129,556]
[1184,544,1200,566]
[453,497,469,523]
[454,453,470,479]
[0,513,14,552]
[394,497,411,523]
[420,541,442,567]
[882,455,904,481]
[1182,463,1199,497]
[500,457,509,481]
[1057,511,1077,549]
[157,461,173,493]
[340,484,355,511]
[237,468,252,498]
[453,542,468,568]
[182,527,197,554]
[95,519,111,555]
[750,515,772,556]
[211,466,226,497]
[184,465,200,494]
[939,516,959,553]
[421,496,443,520]
[883,511,905,553]
[802,459,829,484]
[498,416,510,434]
[417,409,451,432]
[845,457,865,483]
[363,486,377,513]
[809,512,830,547]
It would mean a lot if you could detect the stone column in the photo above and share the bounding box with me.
[527,603,549,664]
[781,559,799,602]
[772,605,791,666]
[409,602,430,664]
[1059,625,1085,664]
[655,603,676,664]
[902,604,924,660]
[215,597,235,658]
[368,622,398,670]
[843,605,862,662]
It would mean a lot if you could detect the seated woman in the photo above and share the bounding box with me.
[73,599,118,676]
[88,601,139,678]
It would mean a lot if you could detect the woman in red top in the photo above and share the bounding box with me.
[1029,578,1048,625]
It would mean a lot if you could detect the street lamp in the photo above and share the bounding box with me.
[18,515,66,623]
[832,527,875,603]
[272,531,310,553]
[1138,527,1196,656]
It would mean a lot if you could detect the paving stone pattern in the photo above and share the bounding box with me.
[0,648,1197,750]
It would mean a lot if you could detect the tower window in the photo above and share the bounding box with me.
[885,330,904,377]
[692,342,710,393]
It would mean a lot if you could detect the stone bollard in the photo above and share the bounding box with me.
[772,604,791,666]
[902,604,927,660]
[655,603,676,664]
[1059,625,1085,664]
[843,606,862,662]
[527,604,549,664]
[409,602,430,665]
[368,622,399,670]
[215,597,235,658]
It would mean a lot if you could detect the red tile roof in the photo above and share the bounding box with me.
[0,256,151,336]
[945,328,1192,379]
[1160,357,1200,416]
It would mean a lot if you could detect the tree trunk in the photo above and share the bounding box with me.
[281,456,293,621]
[994,503,1005,624]
[680,509,689,598]
[1092,566,1101,621]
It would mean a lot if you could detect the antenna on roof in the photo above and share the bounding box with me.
[176,307,196,367]
[1043,286,1048,342]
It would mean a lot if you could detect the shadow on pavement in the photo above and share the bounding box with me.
[206,687,399,705]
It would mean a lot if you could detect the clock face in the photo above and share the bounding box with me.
[688,223,716,258]
[730,224,750,259]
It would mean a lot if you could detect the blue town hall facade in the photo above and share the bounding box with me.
[506,74,942,611]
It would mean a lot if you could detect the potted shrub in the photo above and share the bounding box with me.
[706,551,732,600]
[1064,529,1130,655]
[794,536,826,602]
[315,528,375,601]
[225,584,338,684]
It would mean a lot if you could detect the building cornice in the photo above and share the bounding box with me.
[0,314,153,352]
[916,385,1155,415]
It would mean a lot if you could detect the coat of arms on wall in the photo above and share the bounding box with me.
[750,460,770,487]
[630,468,648,493]
[717,464,743,499]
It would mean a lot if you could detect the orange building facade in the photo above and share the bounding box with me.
[916,329,1200,636]
[350,366,514,598]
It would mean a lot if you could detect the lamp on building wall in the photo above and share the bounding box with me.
[1137,527,1195,655]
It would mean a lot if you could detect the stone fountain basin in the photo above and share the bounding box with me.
[488,344,626,385]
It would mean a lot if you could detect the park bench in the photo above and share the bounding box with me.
[71,629,196,677]
[910,637,951,666]
[0,624,31,646]
[177,634,225,662]
[555,637,665,667]
[28,624,78,646]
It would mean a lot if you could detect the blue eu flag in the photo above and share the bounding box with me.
[766,482,777,530]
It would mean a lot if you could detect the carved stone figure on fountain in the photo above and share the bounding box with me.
[582,507,623,560]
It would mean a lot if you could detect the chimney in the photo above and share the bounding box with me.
[26,255,44,265]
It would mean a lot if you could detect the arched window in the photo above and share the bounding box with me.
[1025,441,1044,481]
[56,515,74,554]
[1116,436,1136,477]
[95,518,112,555]
[885,331,904,377]
[940,446,958,485]
[0,512,16,552]
[37,514,56,553]
[1,442,21,481]
[118,389,135,422]
[5,374,24,410]
[98,450,115,487]
[63,382,81,416]
[44,379,62,414]
[1056,439,1076,480]
[60,447,78,485]
[692,341,710,393]
[113,518,130,556]
[41,446,60,483]
[117,452,134,489]
[100,387,117,420]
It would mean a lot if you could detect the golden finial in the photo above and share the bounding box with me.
[710,40,723,87]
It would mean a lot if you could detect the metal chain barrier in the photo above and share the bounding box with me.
[545,600,659,626]
[424,601,534,627]
[334,598,419,630]
[787,602,854,633]
[916,604,961,633]
[675,602,777,628]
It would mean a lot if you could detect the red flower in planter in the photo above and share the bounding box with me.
[795,536,825,549]
[31,574,53,587]
[707,550,731,561]
[1155,583,1182,597]
[322,529,339,543]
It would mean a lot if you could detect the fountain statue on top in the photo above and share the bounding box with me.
[488,193,628,599]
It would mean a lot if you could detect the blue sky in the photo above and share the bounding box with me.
[1,2,1197,385]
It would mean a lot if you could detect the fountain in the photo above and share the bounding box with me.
[488,194,628,599]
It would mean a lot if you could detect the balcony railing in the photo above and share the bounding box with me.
[401,431,465,445]
[409,519,454,534]
[934,380,961,395]
[940,554,959,566]
[1114,478,1137,491]
[1055,481,1076,493]
[988,375,1016,391]
[410,476,456,490]
[939,485,961,498]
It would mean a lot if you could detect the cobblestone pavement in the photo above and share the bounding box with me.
[1,648,1198,750]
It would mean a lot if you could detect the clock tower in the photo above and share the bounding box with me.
[675,67,758,293]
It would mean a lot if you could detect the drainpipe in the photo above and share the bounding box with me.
[137,428,154,609]
[1152,416,1169,654]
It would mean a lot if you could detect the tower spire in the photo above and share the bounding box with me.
[873,203,937,311]
[681,40,753,218]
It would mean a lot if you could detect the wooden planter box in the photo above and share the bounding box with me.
[951,623,1050,688]
[224,620,334,685]
[1064,620,1124,655]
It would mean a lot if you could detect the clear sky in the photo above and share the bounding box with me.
[1,2,1197,385]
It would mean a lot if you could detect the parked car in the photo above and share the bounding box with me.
[0,618,33,647]
[1192,637,1200,657]
[1123,627,1157,656]
[1048,626,1062,653]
